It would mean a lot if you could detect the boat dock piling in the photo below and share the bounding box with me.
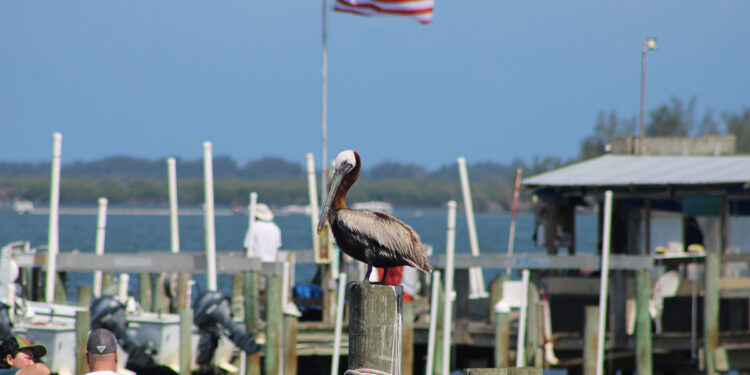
[347,282,403,374]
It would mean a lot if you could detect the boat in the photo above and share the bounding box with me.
[351,201,393,214]
[13,199,34,214]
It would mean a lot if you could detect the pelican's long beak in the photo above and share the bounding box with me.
[317,165,348,233]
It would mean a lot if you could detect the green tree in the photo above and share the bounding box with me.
[579,111,636,160]
[724,108,750,153]
[646,97,697,136]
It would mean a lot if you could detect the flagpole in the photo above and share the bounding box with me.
[321,0,329,202]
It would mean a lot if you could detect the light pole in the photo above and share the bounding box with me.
[639,37,657,154]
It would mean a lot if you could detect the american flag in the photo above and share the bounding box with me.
[334,0,433,25]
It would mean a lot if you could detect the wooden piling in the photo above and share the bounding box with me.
[283,314,298,375]
[704,251,720,375]
[265,272,283,375]
[347,282,403,375]
[244,270,262,375]
[428,272,445,375]
[232,273,244,316]
[102,272,115,295]
[154,273,170,314]
[140,272,152,312]
[177,272,191,311]
[76,309,90,375]
[489,276,505,324]
[526,276,540,366]
[180,308,193,375]
[454,269,472,343]
[494,302,510,368]
[54,272,67,303]
[583,306,599,375]
[77,285,91,308]
[402,300,414,375]
[635,269,652,375]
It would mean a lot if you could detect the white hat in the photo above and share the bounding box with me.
[254,203,274,221]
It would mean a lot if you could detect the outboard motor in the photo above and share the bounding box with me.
[90,296,157,369]
[193,291,262,365]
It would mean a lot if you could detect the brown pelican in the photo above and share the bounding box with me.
[317,150,432,283]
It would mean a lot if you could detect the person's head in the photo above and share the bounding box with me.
[254,203,274,222]
[86,328,118,371]
[0,336,46,369]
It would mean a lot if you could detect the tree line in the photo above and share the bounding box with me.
[1,98,748,210]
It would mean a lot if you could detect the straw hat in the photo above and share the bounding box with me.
[254,203,274,221]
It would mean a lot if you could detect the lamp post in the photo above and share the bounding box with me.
[639,37,657,154]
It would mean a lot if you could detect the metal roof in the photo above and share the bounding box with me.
[523,155,750,187]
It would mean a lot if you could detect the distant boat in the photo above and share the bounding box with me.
[13,199,34,214]
[278,204,312,216]
[351,200,393,214]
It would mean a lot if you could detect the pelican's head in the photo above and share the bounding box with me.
[333,150,357,176]
[318,149,360,233]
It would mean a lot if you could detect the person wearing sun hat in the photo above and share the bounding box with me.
[243,203,282,262]
[0,336,51,374]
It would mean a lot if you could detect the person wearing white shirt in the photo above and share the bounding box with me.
[243,203,282,262]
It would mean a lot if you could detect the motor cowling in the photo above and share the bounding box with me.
[192,291,261,365]
[89,296,157,369]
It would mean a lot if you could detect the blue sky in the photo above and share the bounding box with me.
[1,1,748,170]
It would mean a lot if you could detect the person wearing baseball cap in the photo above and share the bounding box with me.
[0,336,50,375]
[85,329,119,375]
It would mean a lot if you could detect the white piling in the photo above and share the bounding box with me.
[118,273,130,302]
[306,153,321,259]
[245,192,258,258]
[457,157,488,299]
[425,270,442,375]
[45,132,62,303]
[516,269,530,367]
[330,272,347,375]
[442,201,457,375]
[167,157,180,253]
[596,190,614,375]
[203,141,217,291]
[506,168,523,276]
[93,197,109,297]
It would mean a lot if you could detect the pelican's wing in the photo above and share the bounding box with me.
[337,209,432,272]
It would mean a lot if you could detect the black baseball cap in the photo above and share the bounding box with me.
[86,328,118,355]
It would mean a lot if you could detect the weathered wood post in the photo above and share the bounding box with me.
[140,272,152,312]
[78,285,91,308]
[76,309,90,375]
[283,313,299,375]
[265,270,283,375]
[179,307,193,375]
[489,276,505,324]
[244,270,262,375]
[704,250,720,375]
[425,271,444,375]
[635,269,652,374]
[402,299,414,375]
[347,282,403,374]
[494,300,510,368]
[154,273,170,314]
[583,306,599,375]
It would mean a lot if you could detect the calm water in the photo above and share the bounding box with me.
[1,206,599,301]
